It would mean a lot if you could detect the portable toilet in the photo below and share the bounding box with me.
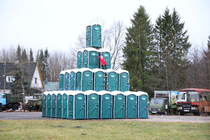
[67,91,76,119]
[42,92,47,117]
[65,70,71,90]
[92,24,101,48]
[117,70,129,92]
[112,91,125,119]
[93,69,105,91]
[105,69,118,91]
[56,92,62,118]
[51,92,57,118]
[125,91,137,118]
[99,91,113,119]
[136,91,148,119]
[62,92,68,119]
[46,92,52,117]
[77,49,83,68]
[59,71,65,91]
[86,90,99,119]
[82,69,93,91]
[70,69,82,91]
[99,49,111,69]
[83,48,99,69]
[86,25,91,48]
[74,91,87,119]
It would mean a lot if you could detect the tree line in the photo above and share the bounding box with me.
[0,5,209,97]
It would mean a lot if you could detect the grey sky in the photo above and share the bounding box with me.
[0,0,209,53]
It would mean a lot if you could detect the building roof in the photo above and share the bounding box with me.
[0,62,44,89]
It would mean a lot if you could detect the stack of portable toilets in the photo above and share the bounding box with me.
[42,24,149,119]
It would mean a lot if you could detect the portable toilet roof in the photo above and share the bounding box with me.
[136,91,148,96]
[116,69,129,74]
[111,91,123,95]
[98,48,110,53]
[85,90,98,95]
[104,69,116,73]
[84,47,98,52]
[92,68,104,73]
[78,49,84,53]
[60,70,66,75]
[122,91,134,96]
[98,90,112,95]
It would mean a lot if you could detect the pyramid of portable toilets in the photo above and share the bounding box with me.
[42,24,149,119]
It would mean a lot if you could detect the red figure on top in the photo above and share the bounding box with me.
[98,55,107,69]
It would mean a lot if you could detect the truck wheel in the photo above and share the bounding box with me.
[199,108,204,116]
[0,104,2,112]
[12,104,18,111]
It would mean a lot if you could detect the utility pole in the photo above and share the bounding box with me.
[4,61,6,94]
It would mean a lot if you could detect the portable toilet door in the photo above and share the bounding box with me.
[88,48,99,69]
[92,24,101,48]
[67,91,75,119]
[42,93,47,117]
[82,69,93,91]
[62,93,68,119]
[99,49,111,69]
[138,92,148,119]
[75,70,82,90]
[118,70,129,92]
[56,93,62,118]
[86,25,91,48]
[99,91,113,119]
[70,70,76,90]
[74,92,86,119]
[51,93,57,118]
[59,71,65,91]
[83,49,88,68]
[65,71,71,90]
[93,69,105,91]
[125,92,137,118]
[112,91,125,119]
[86,90,99,119]
[47,93,52,117]
[106,70,118,92]
[77,50,83,68]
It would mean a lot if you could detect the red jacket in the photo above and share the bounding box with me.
[98,56,107,65]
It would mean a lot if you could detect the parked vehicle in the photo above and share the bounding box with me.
[176,88,210,116]
[149,91,178,115]
[0,93,23,112]
[27,94,42,112]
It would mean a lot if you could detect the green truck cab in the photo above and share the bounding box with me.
[27,94,42,111]
[149,98,169,115]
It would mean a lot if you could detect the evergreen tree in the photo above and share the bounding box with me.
[153,8,191,90]
[123,6,154,94]
[22,49,28,62]
[29,48,34,62]
[16,45,21,61]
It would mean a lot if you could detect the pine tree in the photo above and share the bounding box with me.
[16,45,21,61]
[123,6,154,93]
[22,49,28,62]
[153,8,191,90]
[29,48,34,62]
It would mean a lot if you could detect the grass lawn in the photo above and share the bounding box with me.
[0,120,209,140]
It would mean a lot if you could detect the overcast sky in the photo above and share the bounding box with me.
[0,0,210,53]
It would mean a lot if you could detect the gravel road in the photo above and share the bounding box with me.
[0,112,210,123]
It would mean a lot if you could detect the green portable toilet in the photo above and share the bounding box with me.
[51,92,57,118]
[56,93,62,118]
[136,91,148,119]
[70,70,76,90]
[118,70,129,92]
[42,92,47,117]
[125,91,137,118]
[99,91,113,119]
[106,70,118,91]
[86,25,91,47]
[82,69,93,91]
[74,91,86,119]
[62,93,68,119]
[93,69,105,91]
[65,70,71,90]
[59,71,65,91]
[92,24,101,48]
[112,91,125,119]
[88,48,99,69]
[77,49,83,68]
[86,90,99,119]
[47,93,52,117]
[83,50,88,68]
[75,69,83,90]
[99,49,111,69]
[67,91,76,119]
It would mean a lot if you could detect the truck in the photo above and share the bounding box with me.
[149,91,178,115]
[0,93,23,112]
[27,93,42,112]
